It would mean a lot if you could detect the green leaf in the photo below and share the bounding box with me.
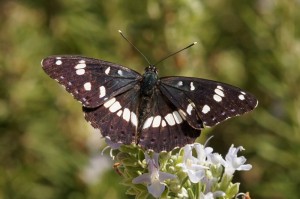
[226,183,240,199]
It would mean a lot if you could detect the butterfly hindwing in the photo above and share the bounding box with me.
[42,56,142,108]
[83,84,141,145]
[159,77,258,128]
[138,88,200,152]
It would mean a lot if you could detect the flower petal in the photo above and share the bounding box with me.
[237,164,252,171]
[148,181,165,198]
[159,171,176,181]
[132,173,151,184]
[187,169,205,183]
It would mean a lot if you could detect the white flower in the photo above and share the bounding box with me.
[178,144,209,183]
[207,152,225,165]
[194,143,213,163]
[222,145,252,176]
[132,153,176,198]
[200,191,225,199]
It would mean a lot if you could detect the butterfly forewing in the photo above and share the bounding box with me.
[42,56,142,108]
[138,88,200,152]
[159,77,258,127]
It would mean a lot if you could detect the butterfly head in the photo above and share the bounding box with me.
[145,65,158,74]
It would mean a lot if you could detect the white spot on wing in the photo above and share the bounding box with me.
[177,81,183,86]
[79,60,85,64]
[143,117,154,129]
[117,110,123,117]
[99,86,106,98]
[103,98,116,108]
[122,108,130,122]
[84,82,91,91]
[161,120,167,127]
[217,85,223,90]
[117,70,123,76]
[202,105,210,114]
[214,88,224,97]
[164,113,175,126]
[173,111,183,124]
[75,63,86,69]
[131,112,137,126]
[152,116,162,128]
[213,94,222,102]
[56,60,62,65]
[190,82,195,91]
[238,94,245,100]
[105,67,110,75]
[109,101,122,113]
[187,103,194,115]
[76,68,85,75]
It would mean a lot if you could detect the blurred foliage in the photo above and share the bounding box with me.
[0,0,299,198]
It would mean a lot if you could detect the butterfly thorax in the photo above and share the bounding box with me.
[140,66,158,96]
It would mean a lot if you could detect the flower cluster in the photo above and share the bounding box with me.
[104,137,252,199]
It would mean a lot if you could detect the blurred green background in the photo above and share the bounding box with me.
[0,0,299,198]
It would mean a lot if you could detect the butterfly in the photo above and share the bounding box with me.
[41,44,258,152]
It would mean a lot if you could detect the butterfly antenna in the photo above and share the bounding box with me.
[118,30,152,65]
[153,42,197,66]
